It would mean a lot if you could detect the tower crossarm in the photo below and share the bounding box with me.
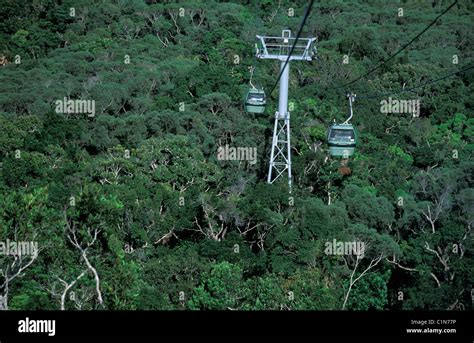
[256,32,316,61]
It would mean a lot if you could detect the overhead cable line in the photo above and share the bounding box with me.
[315,53,473,100]
[343,0,459,88]
[268,0,315,95]
[357,63,474,100]
[314,55,348,95]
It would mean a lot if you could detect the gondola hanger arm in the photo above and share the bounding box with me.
[343,93,356,125]
[248,66,256,90]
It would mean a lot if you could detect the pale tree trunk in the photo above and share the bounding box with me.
[342,253,384,310]
[58,271,87,310]
[0,243,40,310]
[64,211,104,308]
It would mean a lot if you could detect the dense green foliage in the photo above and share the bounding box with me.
[0,0,472,311]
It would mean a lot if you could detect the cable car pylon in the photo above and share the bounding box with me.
[256,30,316,192]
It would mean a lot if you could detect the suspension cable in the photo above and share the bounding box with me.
[357,63,474,100]
[343,0,458,88]
[268,0,315,96]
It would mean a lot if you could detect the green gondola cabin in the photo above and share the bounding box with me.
[327,123,357,158]
[245,88,266,113]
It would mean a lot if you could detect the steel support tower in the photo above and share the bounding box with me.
[256,30,316,191]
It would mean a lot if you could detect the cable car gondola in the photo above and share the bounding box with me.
[328,123,357,157]
[244,66,266,114]
[328,93,358,158]
[245,88,266,113]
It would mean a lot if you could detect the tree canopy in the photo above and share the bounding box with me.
[0,0,472,311]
